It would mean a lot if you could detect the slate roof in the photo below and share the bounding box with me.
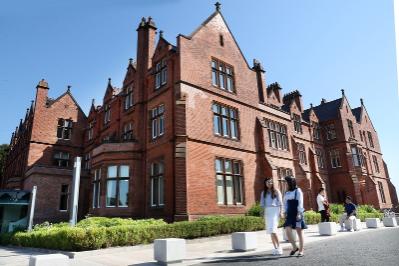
[352,107,362,122]
[303,98,343,122]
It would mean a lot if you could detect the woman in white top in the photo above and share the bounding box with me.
[283,176,306,257]
[317,187,330,222]
[260,177,283,255]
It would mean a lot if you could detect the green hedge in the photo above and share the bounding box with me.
[1,216,264,251]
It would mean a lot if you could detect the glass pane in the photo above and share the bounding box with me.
[120,166,129,178]
[219,73,225,88]
[233,162,240,174]
[212,71,218,86]
[229,109,236,118]
[230,120,237,139]
[215,159,223,173]
[118,180,129,207]
[106,180,117,207]
[158,105,165,114]
[159,177,164,205]
[152,178,158,205]
[108,166,117,178]
[158,162,164,174]
[227,77,233,92]
[152,119,157,138]
[234,176,242,204]
[226,175,233,205]
[159,116,164,135]
[212,60,217,68]
[213,115,221,135]
[222,118,229,136]
[221,106,227,116]
[217,174,225,204]
[212,103,220,113]
[224,160,232,173]
[92,184,97,208]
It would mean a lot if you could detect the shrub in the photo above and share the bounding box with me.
[246,202,262,217]
[1,216,264,251]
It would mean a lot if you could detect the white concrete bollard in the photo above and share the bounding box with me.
[231,232,257,251]
[318,222,338,236]
[383,217,398,227]
[353,219,362,231]
[29,254,69,266]
[283,228,297,242]
[365,218,380,228]
[344,216,356,230]
[154,238,186,264]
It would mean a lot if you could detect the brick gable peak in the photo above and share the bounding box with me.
[103,78,120,103]
[184,2,252,70]
[46,86,87,118]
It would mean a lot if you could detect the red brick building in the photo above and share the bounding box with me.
[2,81,89,223]
[2,3,397,223]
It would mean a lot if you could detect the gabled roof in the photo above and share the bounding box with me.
[183,7,252,70]
[303,98,343,122]
[47,88,87,118]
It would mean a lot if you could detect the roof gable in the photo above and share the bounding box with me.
[186,10,251,69]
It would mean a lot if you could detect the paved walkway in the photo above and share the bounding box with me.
[0,222,395,266]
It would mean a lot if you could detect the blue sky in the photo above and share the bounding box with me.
[1,0,398,190]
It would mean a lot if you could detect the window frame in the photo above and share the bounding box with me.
[151,105,165,140]
[372,155,380,173]
[293,114,302,134]
[315,148,325,169]
[212,102,240,140]
[378,181,386,203]
[59,184,69,212]
[92,168,101,208]
[122,122,134,141]
[326,124,337,140]
[57,119,73,140]
[105,165,130,208]
[330,149,342,168]
[150,161,165,207]
[265,120,289,150]
[215,157,244,206]
[104,105,111,125]
[211,58,235,93]
[297,143,307,165]
[155,59,167,90]
[124,86,134,110]
[347,119,355,138]
[53,151,70,168]
[367,131,374,148]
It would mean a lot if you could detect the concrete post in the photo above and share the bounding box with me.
[27,186,37,232]
[69,157,81,226]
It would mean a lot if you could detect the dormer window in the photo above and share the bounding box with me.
[312,122,321,140]
[293,114,302,134]
[155,59,167,90]
[211,59,235,93]
[124,86,134,110]
[122,122,134,141]
[104,105,111,125]
[326,124,337,140]
[57,119,72,140]
[88,121,94,141]
[347,119,355,138]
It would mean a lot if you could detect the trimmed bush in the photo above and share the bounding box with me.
[246,202,263,217]
[1,216,264,251]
